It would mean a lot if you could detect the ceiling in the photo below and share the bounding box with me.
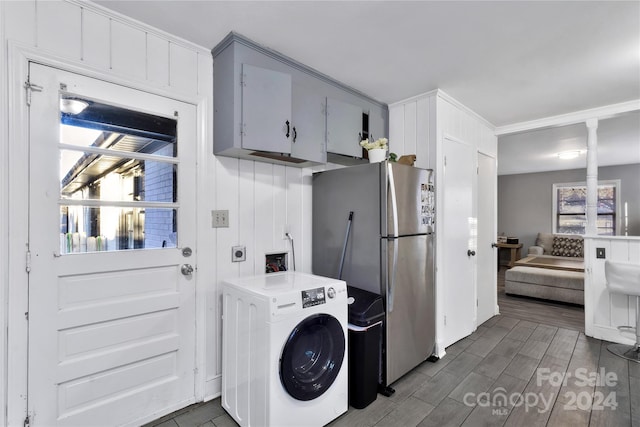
[94,0,640,173]
[498,110,640,175]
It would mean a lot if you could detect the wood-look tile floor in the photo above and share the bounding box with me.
[147,268,639,427]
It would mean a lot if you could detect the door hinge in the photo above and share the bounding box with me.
[240,72,246,87]
[24,79,43,106]
[26,250,31,273]
[444,156,447,167]
[444,315,447,326]
[24,415,30,427]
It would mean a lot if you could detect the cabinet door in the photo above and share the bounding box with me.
[242,63,292,153]
[368,108,387,143]
[291,83,326,163]
[326,98,363,157]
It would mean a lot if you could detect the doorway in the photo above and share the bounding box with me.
[26,63,198,426]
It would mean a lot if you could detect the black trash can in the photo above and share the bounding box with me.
[347,286,385,409]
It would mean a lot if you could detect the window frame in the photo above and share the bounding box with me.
[552,179,621,236]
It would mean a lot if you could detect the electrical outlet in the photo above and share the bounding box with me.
[232,246,246,262]
[212,210,229,228]
[596,247,606,259]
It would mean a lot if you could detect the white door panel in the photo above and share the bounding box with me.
[442,137,475,345]
[28,63,197,426]
[477,153,497,324]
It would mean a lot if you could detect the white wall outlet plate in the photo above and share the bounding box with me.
[212,210,229,228]
[232,246,246,262]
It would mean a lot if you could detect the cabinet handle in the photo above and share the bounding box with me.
[285,120,290,138]
[292,127,297,143]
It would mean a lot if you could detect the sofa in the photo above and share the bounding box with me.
[505,232,585,305]
[527,232,584,259]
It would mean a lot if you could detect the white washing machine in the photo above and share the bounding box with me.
[221,272,348,427]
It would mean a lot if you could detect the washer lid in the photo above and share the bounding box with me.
[279,313,346,401]
[222,271,345,297]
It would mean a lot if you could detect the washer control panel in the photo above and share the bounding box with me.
[301,287,326,308]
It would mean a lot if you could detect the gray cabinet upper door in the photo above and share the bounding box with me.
[368,108,387,143]
[291,82,326,163]
[241,63,292,153]
[326,97,363,158]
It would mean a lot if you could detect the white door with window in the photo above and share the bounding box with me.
[27,63,197,426]
[442,137,476,345]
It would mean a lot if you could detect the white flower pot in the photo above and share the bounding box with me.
[368,148,386,163]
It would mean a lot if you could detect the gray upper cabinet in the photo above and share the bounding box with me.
[368,107,387,144]
[212,32,387,167]
[326,98,363,158]
[291,82,326,163]
[242,64,292,153]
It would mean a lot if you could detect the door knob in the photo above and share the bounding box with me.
[181,264,194,276]
[467,250,476,257]
[491,243,498,248]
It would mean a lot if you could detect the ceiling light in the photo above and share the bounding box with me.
[60,98,89,115]
[557,150,581,160]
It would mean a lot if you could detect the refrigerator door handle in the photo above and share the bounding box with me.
[388,238,398,312]
[387,163,399,238]
[387,163,399,312]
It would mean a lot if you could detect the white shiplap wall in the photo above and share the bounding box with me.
[389,94,433,170]
[0,0,318,424]
[211,157,317,376]
[585,236,640,344]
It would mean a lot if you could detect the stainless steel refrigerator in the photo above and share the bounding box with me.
[312,161,435,387]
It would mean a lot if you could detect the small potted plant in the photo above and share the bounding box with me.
[360,137,388,163]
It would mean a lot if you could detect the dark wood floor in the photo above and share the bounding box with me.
[497,266,585,333]
[147,268,639,427]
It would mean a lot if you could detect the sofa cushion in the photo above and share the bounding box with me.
[504,280,584,305]
[505,266,584,291]
[534,233,554,255]
[551,236,583,258]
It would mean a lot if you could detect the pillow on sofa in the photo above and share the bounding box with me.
[551,236,584,257]
[535,232,555,255]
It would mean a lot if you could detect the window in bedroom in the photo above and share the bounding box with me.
[552,180,620,235]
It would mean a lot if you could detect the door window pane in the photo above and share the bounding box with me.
[60,149,176,202]
[59,96,178,254]
[60,206,177,253]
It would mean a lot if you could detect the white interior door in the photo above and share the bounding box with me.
[442,137,476,345]
[477,153,497,325]
[27,63,197,426]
